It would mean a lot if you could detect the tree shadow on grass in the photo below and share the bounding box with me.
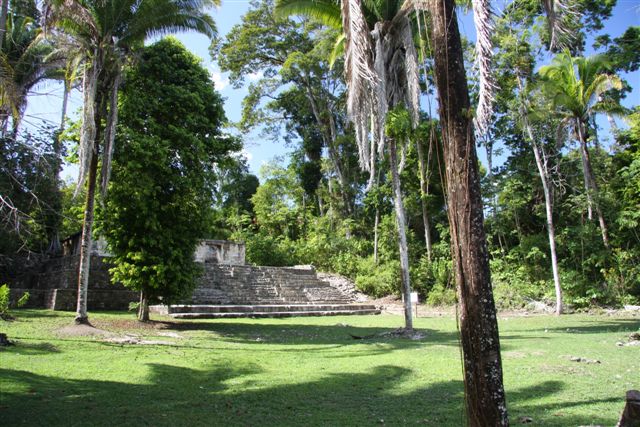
[1,362,623,426]
[9,309,69,319]
[0,341,60,355]
[540,319,640,334]
[157,320,463,350]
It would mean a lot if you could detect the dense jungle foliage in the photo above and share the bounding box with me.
[1,0,638,309]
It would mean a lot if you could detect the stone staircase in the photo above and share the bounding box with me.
[151,265,380,318]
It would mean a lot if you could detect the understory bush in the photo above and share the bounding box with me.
[0,284,29,320]
[426,283,457,306]
[354,258,400,297]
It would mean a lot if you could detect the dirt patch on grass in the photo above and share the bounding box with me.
[103,335,175,346]
[56,324,113,337]
[91,318,175,332]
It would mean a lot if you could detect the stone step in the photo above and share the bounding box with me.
[169,308,381,319]
[164,304,378,314]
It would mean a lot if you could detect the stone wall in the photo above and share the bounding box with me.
[194,240,245,265]
[8,254,137,311]
[5,240,353,310]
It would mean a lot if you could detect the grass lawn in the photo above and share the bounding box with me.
[1,309,638,426]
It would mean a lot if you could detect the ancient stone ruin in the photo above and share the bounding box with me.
[7,239,379,317]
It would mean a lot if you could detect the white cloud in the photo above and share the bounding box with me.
[211,71,229,91]
[247,71,263,81]
[241,149,253,162]
[209,66,230,91]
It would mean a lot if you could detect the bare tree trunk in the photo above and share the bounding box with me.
[389,138,413,331]
[46,80,71,256]
[416,135,433,260]
[373,207,380,265]
[75,86,105,325]
[306,85,353,215]
[617,390,640,427]
[531,136,563,315]
[429,0,508,424]
[138,290,150,322]
[576,122,610,249]
[60,80,70,132]
[75,138,99,325]
[0,0,8,46]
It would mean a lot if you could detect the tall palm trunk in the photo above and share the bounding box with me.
[75,87,105,325]
[76,137,99,324]
[429,0,508,424]
[532,141,563,315]
[416,134,433,260]
[389,138,412,331]
[46,79,72,255]
[517,77,563,315]
[576,122,610,249]
[373,207,379,265]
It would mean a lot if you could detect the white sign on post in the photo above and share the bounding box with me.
[410,292,418,318]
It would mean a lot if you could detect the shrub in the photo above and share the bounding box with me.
[411,256,452,299]
[0,284,29,320]
[354,259,400,297]
[426,283,457,306]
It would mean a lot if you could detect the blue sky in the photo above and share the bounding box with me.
[22,1,640,181]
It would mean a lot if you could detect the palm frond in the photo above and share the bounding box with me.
[471,0,495,137]
[328,32,345,68]
[542,0,580,51]
[275,0,342,29]
[342,0,377,172]
[584,73,622,108]
[398,14,420,126]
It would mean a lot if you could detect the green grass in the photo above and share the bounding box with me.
[1,310,638,426]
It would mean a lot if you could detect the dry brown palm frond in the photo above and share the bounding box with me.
[398,14,420,127]
[543,0,580,51]
[341,0,377,172]
[472,0,495,137]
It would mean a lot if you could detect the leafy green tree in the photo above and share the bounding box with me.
[46,0,218,324]
[213,0,360,215]
[102,38,237,321]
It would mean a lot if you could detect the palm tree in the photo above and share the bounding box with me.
[45,0,218,324]
[278,0,425,330]
[277,0,510,423]
[539,50,623,249]
[515,75,564,315]
[0,5,61,136]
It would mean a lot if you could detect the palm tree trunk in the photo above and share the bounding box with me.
[46,80,71,256]
[416,135,433,260]
[531,139,563,315]
[429,0,508,424]
[60,80,70,132]
[373,207,379,265]
[518,77,563,315]
[75,137,99,324]
[576,122,610,249]
[389,138,413,331]
[75,86,104,325]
